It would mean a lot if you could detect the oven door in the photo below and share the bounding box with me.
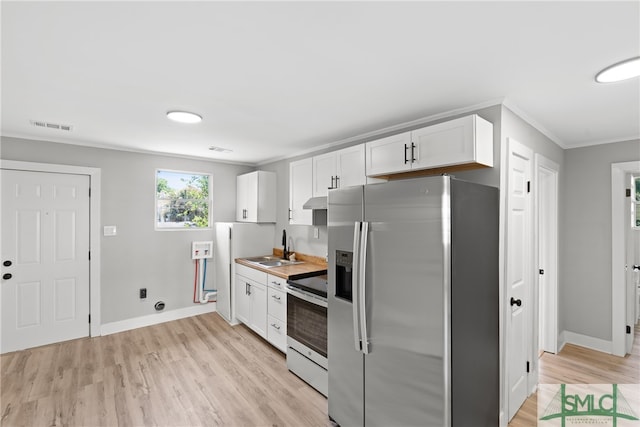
[286,287,327,359]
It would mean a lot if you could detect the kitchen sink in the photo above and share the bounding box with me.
[243,256,303,268]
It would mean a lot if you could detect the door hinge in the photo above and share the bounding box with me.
[88,314,91,324]
[527,181,531,193]
[539,269,545,275]
[627,325,632,334]
[626,188,631,198]
[89,187,92,198]
[526,361,530,373]
[229,228,232,239]
[88,251,91,261]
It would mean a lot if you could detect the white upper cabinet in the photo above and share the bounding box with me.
[313,145,367,197]
[236,170,276,223]
[312,152,337,197]
[365,114,494,177]
[289,158,313,225]
[336,145,367,188]
[365,132,413,177]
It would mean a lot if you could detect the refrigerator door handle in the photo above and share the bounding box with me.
[359,221,370,354]
[352,221,362,352]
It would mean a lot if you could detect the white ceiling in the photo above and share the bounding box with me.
[2,1,639,165]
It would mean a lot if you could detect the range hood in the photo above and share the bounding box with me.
[302,196,327,226]
[303,196,327,210]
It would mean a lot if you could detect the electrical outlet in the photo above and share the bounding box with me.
[139,288,147,299]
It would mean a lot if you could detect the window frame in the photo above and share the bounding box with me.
[155,168,213,231]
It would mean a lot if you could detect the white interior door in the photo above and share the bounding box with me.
[1,170,90,353]
[506,138,533,421]
[536,156,559,355]
[625,175,636,353]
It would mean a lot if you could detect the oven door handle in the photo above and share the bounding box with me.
[286,286,328,308]
[352,222,362,353]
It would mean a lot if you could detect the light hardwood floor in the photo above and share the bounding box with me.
[1,313,328,426]
[2,314,638,426]
[509,325,640,427]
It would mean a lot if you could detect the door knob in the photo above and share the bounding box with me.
[510,297,522,307]
[3,260,11,267]
[3,273,12,280]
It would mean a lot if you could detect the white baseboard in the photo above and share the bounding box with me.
[560,330,612,354]
[100,303,217,336]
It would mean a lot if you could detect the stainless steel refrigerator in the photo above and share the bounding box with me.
[328,175,499,427]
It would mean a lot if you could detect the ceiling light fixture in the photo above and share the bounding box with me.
[167,111,202,124]
[595,57,640,83]
[209,146,233,153]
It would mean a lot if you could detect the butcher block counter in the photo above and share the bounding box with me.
[235,249,327,280]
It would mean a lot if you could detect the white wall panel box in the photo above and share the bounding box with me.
[191,241,213,259]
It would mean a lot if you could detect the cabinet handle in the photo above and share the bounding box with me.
[271,281,280,287]
[335,176,340,188]
[411,143,416,163]
[404,144,409,164]
[246,282,251,296]
[330,176,335,189]
[271,323,281,330]
[288,209,292,221]
[272,294,281,301]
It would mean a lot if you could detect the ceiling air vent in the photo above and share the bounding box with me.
[30,120,73,132]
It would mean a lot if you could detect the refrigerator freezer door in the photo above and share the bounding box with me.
[363,177,449,427]
[328,186,365,427]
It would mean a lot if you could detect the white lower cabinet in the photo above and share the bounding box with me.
[234,264,288,353]
[235,265,268,338]
[266,274,287,353]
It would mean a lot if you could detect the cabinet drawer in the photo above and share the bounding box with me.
[268,287,286,321]
[236,263,268,283]
[267,274,287,291]
[267,315,287,353]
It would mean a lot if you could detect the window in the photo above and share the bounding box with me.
[156,169,211,229]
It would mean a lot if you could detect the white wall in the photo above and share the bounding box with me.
[562,139,640,341]
[1,136,252,324]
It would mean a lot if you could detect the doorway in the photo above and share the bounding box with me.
[0,160,101,351]
[535,154,559,356]
[611,161,640,356]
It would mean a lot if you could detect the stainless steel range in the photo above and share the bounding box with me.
[286,274,327,396]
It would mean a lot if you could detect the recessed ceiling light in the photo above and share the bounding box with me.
[595,57,640,83]
[167,111,202,123]
[209,146,233,153]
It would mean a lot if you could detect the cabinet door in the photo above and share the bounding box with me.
[365,132,412,177]
[313,152,337,197]
[255,171,276,223]
[336,145,366,188]
[267,287,286,321]
[267,315,287,353]
[411,115,491,170]
[289,158,313,225]
[234,274,252,325]
[250,282,267,338]
[236,172,258,222]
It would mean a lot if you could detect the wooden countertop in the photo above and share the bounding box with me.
[235,250,327,280]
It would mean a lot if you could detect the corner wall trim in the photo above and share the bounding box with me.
[560,330,613,355]
[101,304,217,336]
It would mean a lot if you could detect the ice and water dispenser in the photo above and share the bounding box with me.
[335,250,353,302]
